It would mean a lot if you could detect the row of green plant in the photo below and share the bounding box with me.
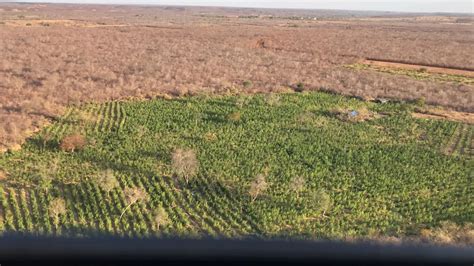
[0,92,471,243]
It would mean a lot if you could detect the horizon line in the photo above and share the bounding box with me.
[4,1,474,15]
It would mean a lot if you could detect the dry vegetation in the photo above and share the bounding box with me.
[59,133,87,152]
[0,3,473,151]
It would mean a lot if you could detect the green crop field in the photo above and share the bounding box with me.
[0,92,472,242]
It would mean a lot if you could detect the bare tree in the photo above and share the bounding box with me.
[249,174,268,202]
[48,197,67,220]
[95,169,119,193]
[120,187,149,220]
[311,189,332,217]
[153,205,170,231]
[171,148,199,184]
[290,176,305,199]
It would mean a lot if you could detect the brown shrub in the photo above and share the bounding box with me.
[59,133,87,152]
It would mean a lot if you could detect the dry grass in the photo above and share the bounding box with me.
[421,221,474,246]
[0,3,473,151]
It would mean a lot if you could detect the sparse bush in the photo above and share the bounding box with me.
[40,132,53,150]
[243,80,252,88]
[0,170,7,181]
[297,112,315,124]
[95,169,119,193]
[264,93,280,107]
[48,197,67,219]
[124,187,149,205]
[153,206,170,231]
[311,189,332,216]
[295,82,305,92]
[249,173,268,202]
[59,133,87,152]
[36,171,53,191]
[227,112,241,122]
[413,97,426,107]
[171,148,199,183]
[235,95,252,108]
[290,176,305,198]
[203,132,218,142]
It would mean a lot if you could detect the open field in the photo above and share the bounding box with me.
[0,92,472,245]
[1,3,473,151]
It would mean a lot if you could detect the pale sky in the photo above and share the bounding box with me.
[5,0,474,13]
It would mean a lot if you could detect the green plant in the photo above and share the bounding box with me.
[296,82,305,92]
[414,97,426,107]
[290,176,305,198]
[95,169,119,193]
[242,80,252,88]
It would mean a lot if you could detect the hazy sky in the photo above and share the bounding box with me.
[6,0,474,13]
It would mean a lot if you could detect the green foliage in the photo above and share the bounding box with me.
[0,92,471,241]
[296,82,305,92]
[95,169,119,193]
[242,80,252,88]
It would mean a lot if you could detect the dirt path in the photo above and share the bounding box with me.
[412,108,474,124]
[363,59,474,78]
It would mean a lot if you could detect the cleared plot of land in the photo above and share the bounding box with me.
[363,59,474,77]
[0,92,471,244]
[348,63,474,86]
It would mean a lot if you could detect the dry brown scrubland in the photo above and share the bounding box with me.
[0,4,473,151]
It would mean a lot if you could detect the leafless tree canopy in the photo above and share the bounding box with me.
[0,3,473,151]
